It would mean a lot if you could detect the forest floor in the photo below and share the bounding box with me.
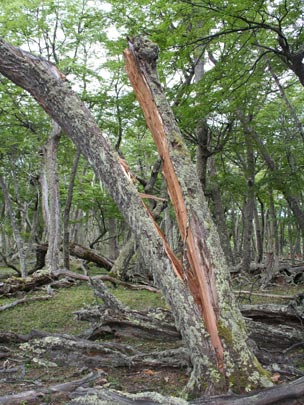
[0,266,303,404]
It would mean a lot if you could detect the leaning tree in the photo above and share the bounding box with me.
[0,37,272,397]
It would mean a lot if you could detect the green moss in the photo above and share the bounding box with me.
[170,131,188,155]
[253,357,272,379]
[218,320,234,346]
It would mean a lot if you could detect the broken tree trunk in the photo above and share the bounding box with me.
[124,35,270,389]
[0,37,270,396]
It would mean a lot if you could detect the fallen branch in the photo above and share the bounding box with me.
[0,295,51,311]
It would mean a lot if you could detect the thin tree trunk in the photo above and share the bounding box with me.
[0,38,271,396]
[241,121,255,273]
[44,121,62,272]
[63,148,81,269]
[254,201,263,263]
[40,165,50,242]
[0,173,27,277]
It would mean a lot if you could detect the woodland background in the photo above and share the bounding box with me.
[0,1,304,404]
[1,1,304,277]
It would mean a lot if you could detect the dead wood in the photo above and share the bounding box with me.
[78,278,180,341]
[234,290,295,300]
[191,376,304,404]
[246,318,304,351]
[34,242,114,271]
[69,388,188,404]
[58,269,159,292]
[0,267,157,298]
[19,334,189,370]
[247,261,304,285]
[0,295,51,311]
[0,329,78,344]
[78,306,181,341]
[70,243,113,270]
[0,371,104,405]
[241,304,304,328]
[0,252,21,275]
[0,271,54,297]
[68,377,304,405]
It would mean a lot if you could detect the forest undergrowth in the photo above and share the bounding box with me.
[0,266,303,404]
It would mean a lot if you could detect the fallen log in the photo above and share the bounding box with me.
[78,306,181,341]
[69,388,188,404]
[0,271,54,297]
[240,304,304,328]
[70,242,113,270]
[245,318,303,351]
[34,242,114,271]
[0,371,104,405]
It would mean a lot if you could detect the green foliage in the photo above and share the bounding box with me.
[1,0,304,261]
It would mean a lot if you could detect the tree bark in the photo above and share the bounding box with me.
[0,38,271,396]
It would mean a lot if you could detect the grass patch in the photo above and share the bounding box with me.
[0,282,165,335]
[113,287,166,310]
[0,284,96,335]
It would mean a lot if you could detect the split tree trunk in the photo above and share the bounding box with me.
[0,37,270,396]
[124,37,271,391]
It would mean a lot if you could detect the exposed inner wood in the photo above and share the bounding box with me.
[124,47,224,371]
